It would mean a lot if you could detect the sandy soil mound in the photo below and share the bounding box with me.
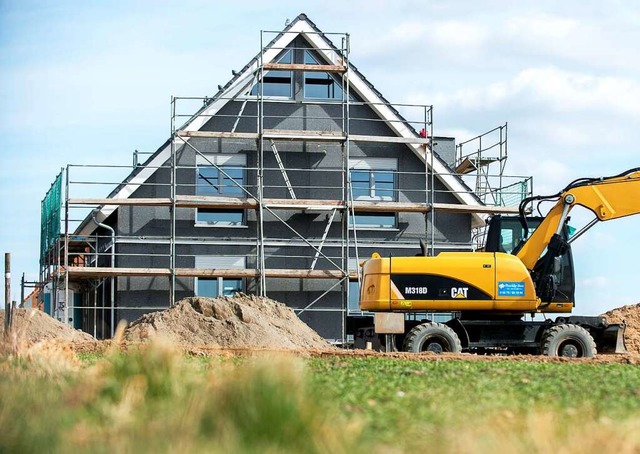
[125,295,333,350]
[602,303,640,354]
[0,309,94,345]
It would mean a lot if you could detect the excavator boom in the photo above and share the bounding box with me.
[516,168,640,270]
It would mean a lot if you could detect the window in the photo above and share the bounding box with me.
[197,166,244,196]
[351,170,395,201]
[348,281,361,313]
[197,278,243,297]
[250,50,292,97]
[303,50,344,100]
[197,209,244,226]
[349,158,398,229]
[196,154,246,226]
[195,256,245,297]
[350,213,396,229]
[347,259,362,313]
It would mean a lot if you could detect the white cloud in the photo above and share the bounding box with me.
[580,276,610,288]
[357,18,490,64]
[506,14,578,41]
[432,67,640,116]
[504,13,640,72]
[431,20,490,52]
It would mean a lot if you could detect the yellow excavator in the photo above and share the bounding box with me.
[358,168,640,357]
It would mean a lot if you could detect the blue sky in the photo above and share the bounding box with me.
[1,1,638,314]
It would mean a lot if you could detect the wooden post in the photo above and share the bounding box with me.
[4,253,10,335]
[20,273,25,309]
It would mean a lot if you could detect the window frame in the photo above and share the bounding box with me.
[195,154,247,227]
[350,169,396,202]
[194,256,245,297]
[248,49,294,99]
[302,50,346,101]
[349,158,399,230]
[196,165,245,197]
[195,208,246,228]
[349,212,398,230]
[196,277,244,297]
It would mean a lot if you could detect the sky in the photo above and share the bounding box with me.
[1,0,639,315]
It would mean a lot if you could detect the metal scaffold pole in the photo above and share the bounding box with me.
[342,33,351,343]
[170,96,177,306]
[64,165,70,323]
[429,107,435,256]
[257,30,267,296]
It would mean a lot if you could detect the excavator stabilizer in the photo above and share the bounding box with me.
[599,323,627,354]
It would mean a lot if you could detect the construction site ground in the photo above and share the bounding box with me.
[1,295,639,364]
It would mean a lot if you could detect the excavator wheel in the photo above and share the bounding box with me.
[403,322,462,354]
[541,324,597,358]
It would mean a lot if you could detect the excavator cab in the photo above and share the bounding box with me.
[484,215,540,254]
[485,215,575,304]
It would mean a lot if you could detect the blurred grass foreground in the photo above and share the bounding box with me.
[1,337,640,453]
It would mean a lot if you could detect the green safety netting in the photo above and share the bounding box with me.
[497,180,528,207]
[40,171,63,262]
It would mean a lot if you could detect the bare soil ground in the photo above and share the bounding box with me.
[602,303,640,354]
[2,297,640,365]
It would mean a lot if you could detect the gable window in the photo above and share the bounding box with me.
[351,170,395,201]
[303,50,344,100]
[250,49,293,98]
[349,158,398,229]
[195,256,245,297]
[196,154,246,226]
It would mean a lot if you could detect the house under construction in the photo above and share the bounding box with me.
[39,14,532,341]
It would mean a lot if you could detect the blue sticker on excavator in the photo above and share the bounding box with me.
[498,281,525,297]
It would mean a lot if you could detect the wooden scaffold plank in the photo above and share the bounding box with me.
[63,266,355,279]
[262,63,346,73]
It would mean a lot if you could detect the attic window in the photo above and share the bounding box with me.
[303,51,344,100]
[250,50,292,97]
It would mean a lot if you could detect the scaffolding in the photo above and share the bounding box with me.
[39,26,530,341]
[456,123,533,247]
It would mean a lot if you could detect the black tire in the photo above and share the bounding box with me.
[541,324,597,358]
[403,322,462,353]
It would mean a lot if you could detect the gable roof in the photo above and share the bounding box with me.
[77,13,484,235]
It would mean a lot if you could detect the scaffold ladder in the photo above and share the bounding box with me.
[269,139,297,199]
[310,208,337,270]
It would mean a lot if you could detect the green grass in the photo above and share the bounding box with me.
[308,357,640,450]
[2,344,640,453]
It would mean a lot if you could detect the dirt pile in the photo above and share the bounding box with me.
[0,309,94,345]
[602,303,640,354]
[125,295,333,350]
